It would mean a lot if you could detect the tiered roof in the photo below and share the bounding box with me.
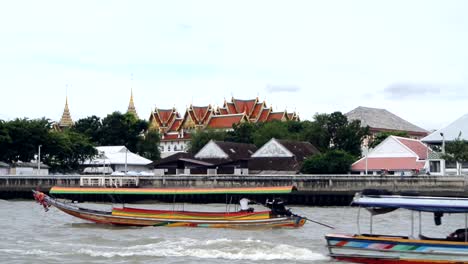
[126,88,139,119]
[58,96,73,128]
[150,97,299,143]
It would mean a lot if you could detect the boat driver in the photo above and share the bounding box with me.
[239,198,254,212]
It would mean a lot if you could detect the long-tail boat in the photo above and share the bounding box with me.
[326,190,468,264]
[33,186,307,228]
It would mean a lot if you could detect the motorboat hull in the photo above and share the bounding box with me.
[326,233,468,264]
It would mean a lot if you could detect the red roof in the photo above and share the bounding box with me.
[206,114,245,129]
[168,119,182,132]
[233,99,256,115]
[218,108,228,115]
[352,157,425,171]
[156,109,178,126]
[257,109,270,122]
[226,102,237,114]
[250,103,264,119]
[396,137,429,159]
[267,112,284,121]
[191,106,211,123]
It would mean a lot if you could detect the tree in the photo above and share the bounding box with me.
[44,130,97,172]
[310,112,369,157]
[225,122,257,144]
[443,135,468,175]
[252,121,289,147]
[99,112,148,152]
[301,150,355,174]
[137,130,161,160]
[0,118,51,163]
[368,131,409,149]
[188,129,227,154]
[72,115,102,144]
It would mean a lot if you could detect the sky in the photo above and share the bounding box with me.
[1,0,467,131]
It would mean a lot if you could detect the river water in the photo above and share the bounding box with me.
[1,199,466,264]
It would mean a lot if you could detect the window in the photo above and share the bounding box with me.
[430,161,441,173]
[446,161,457,169]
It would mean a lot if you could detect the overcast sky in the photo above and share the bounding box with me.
[1,0,467,131]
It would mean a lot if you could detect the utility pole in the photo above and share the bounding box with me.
[37,145,42,175]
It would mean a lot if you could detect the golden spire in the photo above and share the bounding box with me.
[127,87,139,119]
[59,96,73,128]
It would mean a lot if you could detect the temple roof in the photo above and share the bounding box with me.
[206,114,247,129]
[127,88,138,119]
[58,96,73,128]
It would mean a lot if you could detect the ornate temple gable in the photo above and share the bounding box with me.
[287,112,300,121]
[168,118,183,132]
[58,96,74,129]
[188,105,214,125]
[149,107,179,133]
[194,140,229,159]
[127,88,139,119]
[181,109,197,130]
[217,107,229,115]
[206,113,248,129]
[250,101,266,121]
[231,98,258,117]
[267,111,287,122]
[257,108,272,122]
[251,138,294,158]
[225,101,237,114]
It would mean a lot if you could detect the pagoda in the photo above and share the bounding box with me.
[58,96,74,129]
[127,88,139,119]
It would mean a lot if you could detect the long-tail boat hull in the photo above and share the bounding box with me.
[34,191,306,228]
[326,233,468,264]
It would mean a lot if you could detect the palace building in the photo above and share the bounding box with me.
[149,97,299,157]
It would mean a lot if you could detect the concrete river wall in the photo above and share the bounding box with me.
[1,175,467,205]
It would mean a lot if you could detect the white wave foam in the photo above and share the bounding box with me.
[0,248,63,257]
[77,238,327,261]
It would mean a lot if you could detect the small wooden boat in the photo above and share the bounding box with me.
[326,190,468,264]
[33,186,307,228]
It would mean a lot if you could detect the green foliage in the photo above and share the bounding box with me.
[309,112,369,156]
[252,121,289,147]
[71,115,102,143]
[188,129,227,154]
[225,122,257,144]
[99,112,148,152]
[369,131,409,149]
[0,118,51,163]
[443,136,468,163]
[44,130,97,172]
[137,130,161,160]
[301,150,355,174]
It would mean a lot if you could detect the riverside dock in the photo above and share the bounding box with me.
[2,175,467,205]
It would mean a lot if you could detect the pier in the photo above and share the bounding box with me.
[1,175,467,205]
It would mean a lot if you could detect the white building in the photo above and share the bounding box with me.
[0,162,10,175]
[83,146,153,175]
[422,114,468,176]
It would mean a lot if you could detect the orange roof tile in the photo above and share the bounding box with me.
[250,103,264,119]
[168,119,182,132]
[267,112,284,121]
[257,109,271,122]
[206,114,246,129]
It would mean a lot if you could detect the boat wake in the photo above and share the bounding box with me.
[76,238,327,261]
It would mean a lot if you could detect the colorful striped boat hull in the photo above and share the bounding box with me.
[36,191,306,228]
[326,234,468,264]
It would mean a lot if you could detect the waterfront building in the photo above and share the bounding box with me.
[9,162,49,176]
[151,97,299,157]
[249,138,320,174]
[0,162,9,175]
[422,113,468,176]
[346,106,428,147]
[83,146,152,175]
[126,88,139,119]
[351,136,431,176]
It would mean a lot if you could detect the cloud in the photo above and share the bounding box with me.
[384,83,440,99]
[265,84,301,93]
